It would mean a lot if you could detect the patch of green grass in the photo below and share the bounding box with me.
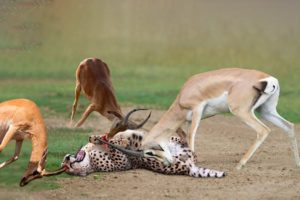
[0,0,300,191]
[0,128,95,191]
[0,1,299,121]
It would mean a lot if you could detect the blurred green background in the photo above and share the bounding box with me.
[0,0,300,120]
[0,0,300,190]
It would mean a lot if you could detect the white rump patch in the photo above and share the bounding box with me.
[259,76,279,95]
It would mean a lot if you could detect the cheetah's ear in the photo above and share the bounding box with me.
[75,145,83,156]
[75,150,86,162]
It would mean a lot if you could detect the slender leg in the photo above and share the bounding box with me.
[188,103,206,151]
[70,83,81,124]
[0,125,19,168]
[261,109,300,166]
[0,140,23,169]
[234,110,271,170]
[74,104,96,127]
[0,125,18,152]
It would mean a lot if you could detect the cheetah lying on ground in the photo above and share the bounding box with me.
[61,130,226,178]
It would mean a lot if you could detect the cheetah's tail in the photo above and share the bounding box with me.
[189,165,226,178]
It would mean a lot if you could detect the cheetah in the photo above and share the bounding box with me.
[61,130,226,178]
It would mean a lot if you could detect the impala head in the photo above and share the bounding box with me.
[19,161,44,187]
[19,148,66,187]
[107,108,151,139]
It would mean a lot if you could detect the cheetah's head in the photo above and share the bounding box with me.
[61,146,91,176]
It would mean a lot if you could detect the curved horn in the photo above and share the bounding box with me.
[41,166,66,176]
[97,138,144,157]
[124,108,148,125]
[128,111,151,130]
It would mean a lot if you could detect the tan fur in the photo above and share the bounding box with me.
[143,68,268,144]
[0,99,64,186]
[0,99,47,184]
[142,68,300,169]
[70,58,122,127]
[70,58,152,140]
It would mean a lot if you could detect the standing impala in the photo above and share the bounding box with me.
[0,99,65,186]
[70,58,148,137]
[141,68,300,169]
[70,58,120,127]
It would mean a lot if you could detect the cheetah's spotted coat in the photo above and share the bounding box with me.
[62,130,225,178]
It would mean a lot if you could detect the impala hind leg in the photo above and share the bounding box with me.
[70,82,81,125]
[74,104,96,127]
[233,111,271,170]
[260,103,300,166]
[0,140,23,169]
[188,103,206,151]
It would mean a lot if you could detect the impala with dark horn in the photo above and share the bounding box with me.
[70,58,124,127]
[107,108,151,139]
[0,99,66,186]
[139,68,300,169]
[70,58,151,137]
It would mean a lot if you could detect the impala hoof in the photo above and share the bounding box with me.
[236,163,244,170]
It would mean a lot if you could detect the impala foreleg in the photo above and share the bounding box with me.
[188,103,206,151]
[70,82,81,124]
[0,140,22,169]
[74,104,96,127]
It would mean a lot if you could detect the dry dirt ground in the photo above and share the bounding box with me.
[1,108,300,200]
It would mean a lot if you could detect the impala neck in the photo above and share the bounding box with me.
[23,125,48,179]
[29,126,48,163]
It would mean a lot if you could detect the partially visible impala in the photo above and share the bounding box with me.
[0,99,65,186]
[140,68,300,169]
[70,58,149,138]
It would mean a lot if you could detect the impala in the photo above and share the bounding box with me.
[0,99,66,186]
[140,68,300,169]
[70,58,148,138]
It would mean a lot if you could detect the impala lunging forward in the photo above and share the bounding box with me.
[70,58,148,138]
[141,68,299,169]
[70,58,120,127]
[0,99,65,186]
